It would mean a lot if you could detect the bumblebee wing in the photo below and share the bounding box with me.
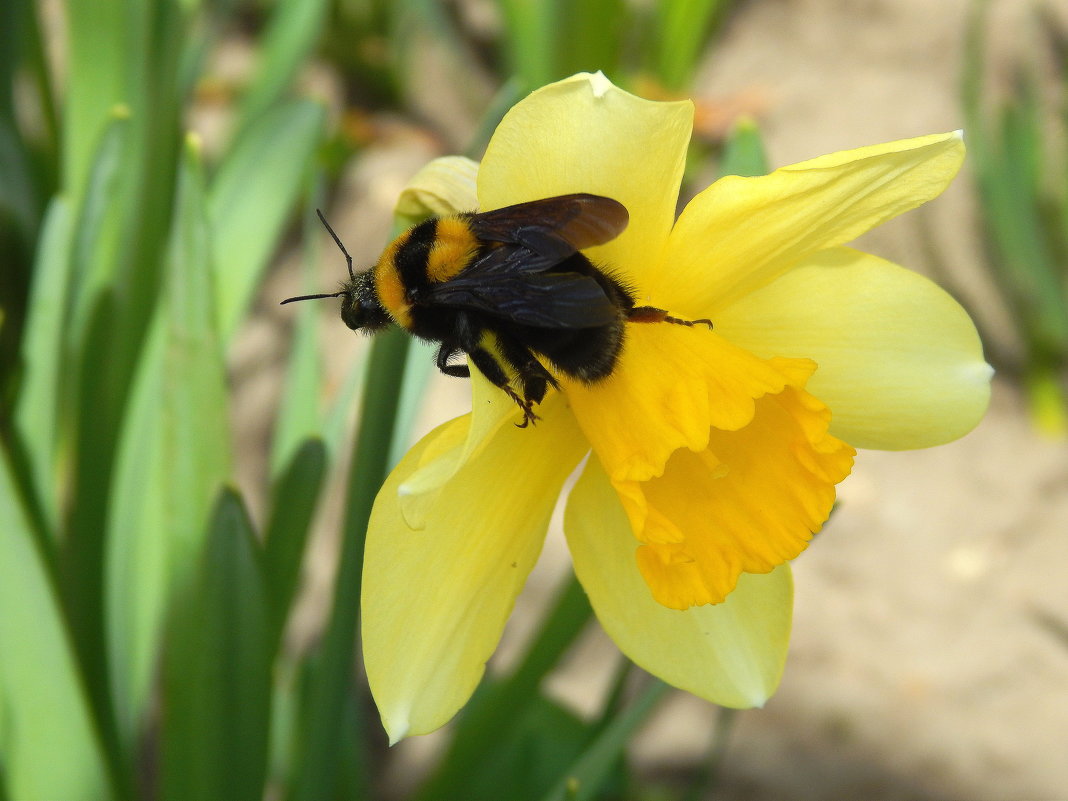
[470,194,629,263]
[426,271,619,329]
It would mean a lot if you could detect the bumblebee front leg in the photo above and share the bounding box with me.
[435,343,470,378]
[628,306,713,328]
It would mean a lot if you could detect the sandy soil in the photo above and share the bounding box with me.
[252,0,1068,798]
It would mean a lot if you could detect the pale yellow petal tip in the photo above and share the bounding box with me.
[952,129,965,141]
[588,70,613,98]
[554,71,615,98]
[384,711,411,746]
[732,684,772,709]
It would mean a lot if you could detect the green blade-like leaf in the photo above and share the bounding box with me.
[235,0,331,133]
[457,694,593,801]
[207,99,325,341]
[64,107,132,349]
[653,0,731,91]
[272,206,326,477]
[497,0,559,90]
[415,575,593,801]
[0,0,43,292]
[62,0,127,200]
[388,338,435,466]
[540,679,671,801]
[321,350,368,461]
[106,135,231,748]
[289,328,411,801]
[556,0,627,80]
[998,93,1068,350]
[105,316,167,744]
[12,197,74,534]
[0,447,113,801]
[718,116,769,178]
[272,294,323,473]
[263,438,327,647]
[161,489,271,801]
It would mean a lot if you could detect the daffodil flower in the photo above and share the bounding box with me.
[361,72,991,742]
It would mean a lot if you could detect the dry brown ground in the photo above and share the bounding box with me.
[250,0,1068,798]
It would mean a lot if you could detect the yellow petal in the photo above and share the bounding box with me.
[653,132,965,314]
[561,324,809,483]
[477,72,692,285]
[564,459,793,708]
[361,389,587,742]
[715,247,992,450]
[394,155,480,226]
[612,385,854,609]
[398,366,529,529]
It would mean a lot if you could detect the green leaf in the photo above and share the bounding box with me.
[64,107,132,349]
[263,438,327,647]
[272,207,326,477]
[964,1,1068,358]
[416,575,593,801]
[12,197,74,534]
[160,489,271,801]
[105,316,168,743]
[459,695,593,801]
[0,447,113,801]
[556,0,628,80]
[497,0,559,90]
[236,0,331,133]
[652,0,731,91]
[289,328,411,801]
[388,338,435,466]
[207,99,325,341]
[321,352,368,461]
[62,0,128,200]
[540,679,671,801]
[718,116,769,178]
[106,136,231,748]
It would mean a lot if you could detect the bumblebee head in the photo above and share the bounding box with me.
[280,209,392,332]
[338,274,390,332]
[281,271,390,333]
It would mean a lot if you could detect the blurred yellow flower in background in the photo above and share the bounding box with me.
[362,72,991,742]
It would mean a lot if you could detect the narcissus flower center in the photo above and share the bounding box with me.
[563,326,855,609]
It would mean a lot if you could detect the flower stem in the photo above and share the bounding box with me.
[290,326,411,801]
[540,677,672,801]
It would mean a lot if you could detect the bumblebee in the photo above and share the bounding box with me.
[281,194,711,426]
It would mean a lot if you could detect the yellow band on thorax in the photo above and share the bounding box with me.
[426,217,479,283]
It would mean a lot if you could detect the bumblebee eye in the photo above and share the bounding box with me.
[340,294,366,331]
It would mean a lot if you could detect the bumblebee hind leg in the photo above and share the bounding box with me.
[628,306,713,328]
[465,346,541,428]
[442,312,542,427]
[493,333,559,410]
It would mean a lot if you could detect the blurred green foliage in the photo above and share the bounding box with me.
[963,0,1068,434]
[0,0,751,799]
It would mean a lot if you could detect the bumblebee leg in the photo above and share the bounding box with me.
[466,346,540,428]
[628,306,713,328]
[493,334,558,407]
[436,343,470,378]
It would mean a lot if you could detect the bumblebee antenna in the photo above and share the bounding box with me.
[317,209,355,281]
[279,210,357,305]
[280,291,347,305]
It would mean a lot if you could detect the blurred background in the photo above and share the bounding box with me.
[1,0,1066,799]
